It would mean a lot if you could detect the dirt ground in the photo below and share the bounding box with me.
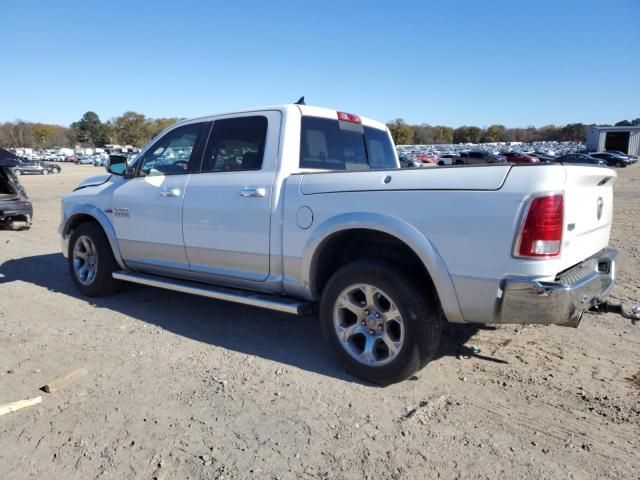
[1,163,638,480]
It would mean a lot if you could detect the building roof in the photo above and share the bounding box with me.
[588,125,640,132]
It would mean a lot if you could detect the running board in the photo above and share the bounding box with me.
[112,271,311,315]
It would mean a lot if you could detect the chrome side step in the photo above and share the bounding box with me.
[112,271,311,315]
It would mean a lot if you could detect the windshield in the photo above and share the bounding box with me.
[300,116,397,170]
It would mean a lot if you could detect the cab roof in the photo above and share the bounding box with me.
[180,104,389,132]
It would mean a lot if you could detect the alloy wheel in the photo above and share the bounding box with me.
[333,284,405,367]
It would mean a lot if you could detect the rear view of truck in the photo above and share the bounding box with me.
[500,164,618,327]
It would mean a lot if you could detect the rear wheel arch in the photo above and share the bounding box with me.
[304,219,464,324]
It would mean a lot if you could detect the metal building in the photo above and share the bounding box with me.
[586,126,640,157]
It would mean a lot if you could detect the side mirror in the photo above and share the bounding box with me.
[106,154,127,176]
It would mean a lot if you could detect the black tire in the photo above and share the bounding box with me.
[319,259,443,385]
[41,169,48,175]
[53,168,60,174]
[68,222,122,296]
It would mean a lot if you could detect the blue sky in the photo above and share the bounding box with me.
[1,0,638,127]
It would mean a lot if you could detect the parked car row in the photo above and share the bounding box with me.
[397,142,637,168]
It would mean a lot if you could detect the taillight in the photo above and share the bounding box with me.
[516,194,563,258]
[337,111,362,124]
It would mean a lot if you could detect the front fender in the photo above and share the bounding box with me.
[60,204,126,270]
[301,212,465,324]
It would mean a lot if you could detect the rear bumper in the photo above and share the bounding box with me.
[499,248,617,327]
[0,200,33,220]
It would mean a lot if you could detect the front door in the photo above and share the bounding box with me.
[112,121,209,272]
[182,112,280,282]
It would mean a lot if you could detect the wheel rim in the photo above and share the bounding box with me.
[42,169,48,175]
[333,284,405,367]
[72,235,98,286]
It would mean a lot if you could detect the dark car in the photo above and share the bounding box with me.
[605,150,637,164]
[502,152,540,164]
[590,152,633,167]
[457,151,506,165]
[12,159,50,175]
[554,153,607,166]
[41,161,62,173]
[0,147,33,229]
[533,151,556,163]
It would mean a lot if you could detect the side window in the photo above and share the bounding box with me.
[138,123,205,176]
[364,126,396,169]
[201,116,267,172]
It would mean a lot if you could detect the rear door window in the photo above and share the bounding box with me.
[300,116,396,170]
[201,116,268,172]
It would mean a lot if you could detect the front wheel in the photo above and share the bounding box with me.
[319,260,443,385]
[41,169,48,175]
[68,222,122,296]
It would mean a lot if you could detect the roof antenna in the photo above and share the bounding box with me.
[294,96,305,105]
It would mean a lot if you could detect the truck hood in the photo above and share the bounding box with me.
[74,173,112,191]
[299,165,511,195]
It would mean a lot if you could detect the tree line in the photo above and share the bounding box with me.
[1,111,638,149]
[387,118,640,145]
[0,111,181,149]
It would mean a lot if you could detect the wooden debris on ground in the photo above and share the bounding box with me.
[0,396,42,416]
[41,367,88,393]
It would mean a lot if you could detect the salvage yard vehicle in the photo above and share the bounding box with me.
[555,153,606,166]
[0,148,33,229]
[59,103,637,384]
[12,159,53,175]
[502,152,540,164]
[590,152,635,167]
[457,150,505,164]
[41,161,62,174]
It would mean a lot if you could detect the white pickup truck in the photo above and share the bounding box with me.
[60,103,622,384]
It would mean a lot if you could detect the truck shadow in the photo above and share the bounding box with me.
[0,253,504,385]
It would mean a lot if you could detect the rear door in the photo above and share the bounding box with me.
[112,121,209,272]
[182,112,281,282]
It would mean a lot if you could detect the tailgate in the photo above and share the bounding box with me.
[562,165,616,268]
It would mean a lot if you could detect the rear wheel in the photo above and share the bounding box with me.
[68,222,122,296]
[319,260,443,385]
[41,169,48,175]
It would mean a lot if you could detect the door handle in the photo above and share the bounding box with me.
[240,187,266,198]
[160,187,181,197]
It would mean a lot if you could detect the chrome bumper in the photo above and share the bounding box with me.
[499,248,618,327]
